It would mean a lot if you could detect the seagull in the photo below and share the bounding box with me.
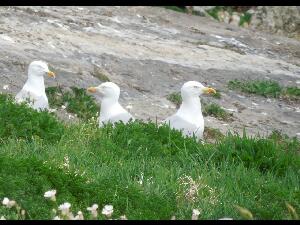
[15,60,55,111]
[163,81,216,140]
[87,82,134,127]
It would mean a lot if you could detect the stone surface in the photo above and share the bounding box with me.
[250,6,300,39]
[0,6,299,138]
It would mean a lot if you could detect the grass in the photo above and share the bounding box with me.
[0,94,64,143]
[202,103,232,121]
[167,91,231,121]
[228,79,300,101]
[0,94,300,220]
[206,6,228,21]
[203,127,225,143]
[167,92,182,108]
[162,6,254,28]
[239,12,252,26]
[46,86,99,121]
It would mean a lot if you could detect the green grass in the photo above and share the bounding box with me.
[212,90,222,99]
[0,94,64,143]
[167,92,182,108]
[239,12,252,26]
[203,127,225,143]
[202,103,232,121]
[46,86,99,121]
[0,94,300,220]
[228,79,300,101]
[206,6,227,21]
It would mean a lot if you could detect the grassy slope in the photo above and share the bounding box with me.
[0,94,299,220]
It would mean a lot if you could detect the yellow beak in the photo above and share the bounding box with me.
[203,87,217,94]
[47,71,56,78]
[87,87,97,93]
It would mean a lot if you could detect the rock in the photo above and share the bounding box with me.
[217,10,230,23]
[250,6,300,38]
[192,6,214,17]
[229,12,241,26]
[0,6,299,139]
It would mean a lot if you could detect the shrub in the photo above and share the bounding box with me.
[46,86,99,121]
[0,94,64,143]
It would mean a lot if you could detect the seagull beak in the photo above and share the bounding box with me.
[203,87,217,94]
[47,71,56,78]
[87,87,97,93]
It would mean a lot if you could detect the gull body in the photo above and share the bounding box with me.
[15,60,55,111]
[87,82,134,127]
[164,81,216,140]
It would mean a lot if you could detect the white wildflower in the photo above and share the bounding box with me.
[61,105,66,109]
[192,209,201,220]
[171,215,176,220]
[87,204,98,218]
[48,108,57,113]
[2,198,16,208]
[74,211,84,220]
[44,190,57,201]
[3,85,9,90]
[58,202,71,215]
[53,216,62,220]
[2,197,9,206]
[102,205,113,218]
[120,215,128,220]
[66,212,75,220]
[0,216,6,220]
[219,217,233,220]
[8,200,16,208]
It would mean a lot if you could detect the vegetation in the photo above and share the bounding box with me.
[0,94,64,143]
[202,103,232,121]
[203,127,225,143]
[228,79,300,101]
[239,12,252,26]
[0,94,299,220]
[46,86,99,121]
[167,92,182,108]
[206,6,228,21]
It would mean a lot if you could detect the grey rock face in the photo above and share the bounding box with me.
[0,6,299,138]
[251,6,300,39]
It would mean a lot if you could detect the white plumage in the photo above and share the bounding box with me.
[164,81,216,140]
[87,82,134,127]
[15,60,55,111]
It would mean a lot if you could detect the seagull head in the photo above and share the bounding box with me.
[87,82,120,101]
[181,81,216,100]
[28,60,56,78]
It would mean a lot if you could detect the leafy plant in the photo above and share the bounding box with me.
[167,92,182,108]
[228,79,282,98]
[46,86,99,121]
[203,103,232,121]
[228,79,300,101]
[0,94,64,143]
[239,12,252,26]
